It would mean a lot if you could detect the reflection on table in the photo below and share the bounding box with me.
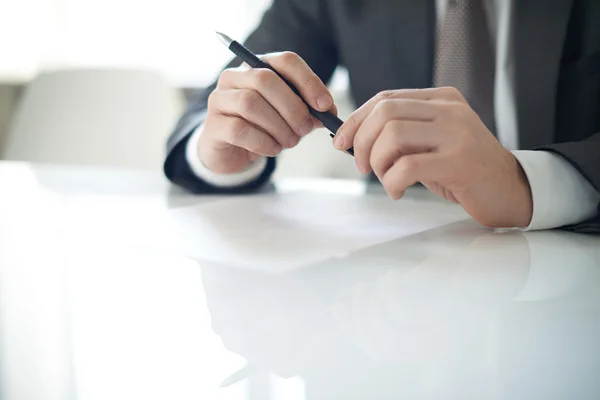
[202,222,600,399]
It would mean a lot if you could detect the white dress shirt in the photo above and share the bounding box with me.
[186,0,600,230]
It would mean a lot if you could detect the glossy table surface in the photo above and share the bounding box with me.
[1,161,599,400]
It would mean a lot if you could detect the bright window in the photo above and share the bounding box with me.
[0,0,273,86]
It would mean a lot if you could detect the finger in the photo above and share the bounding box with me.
[381,153,441,200]
[220,68,315,137]
[210,89,300,149]
[433,86,466,102]
[219,115,283,157]
[335,89,443,151]
[330,103,339,116]
[370,120,441,179]
[217,65,248,89]
[265,51,334,112]
[350,100,441,170]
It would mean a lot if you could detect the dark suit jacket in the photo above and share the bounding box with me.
[164,0,600,232]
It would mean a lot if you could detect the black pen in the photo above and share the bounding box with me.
[216,31,354,157]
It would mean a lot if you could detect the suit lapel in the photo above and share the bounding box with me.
[514,0,574,149]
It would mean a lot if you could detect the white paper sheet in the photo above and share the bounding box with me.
[67,192,468,272]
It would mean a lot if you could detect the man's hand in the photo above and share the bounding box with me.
[334,87,533,228]
[198,52,336,174]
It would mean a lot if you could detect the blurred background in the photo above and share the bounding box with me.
[0,0,361,180]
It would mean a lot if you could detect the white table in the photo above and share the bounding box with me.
[1,161,599,400]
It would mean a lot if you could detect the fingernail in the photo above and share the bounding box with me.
[299,119,314,136]
[317,94,333,110]
[333,133,345,149]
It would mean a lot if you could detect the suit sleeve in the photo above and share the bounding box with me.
[163,0,340,194]
[536,132,600,233]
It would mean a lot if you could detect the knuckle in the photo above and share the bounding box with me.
[375,90,395,102]
[278,130,300,149]
[374,99,396,119]
[278,51,300,66]
[227,118,250,143]
[253,68,277,88]
[353,131,370,152]
[217,69,236,86]
[346,113,360,130]
[260,136,280,156]
[287,134,301,148]
[402,157,419,173]
[383,119,404,135]
[454,101,470,114]
[239,90,260,113]
[371,155,386,176]
[207,90,219,109]
[438,103,455,119]
[439,102,468,120]
[439,86,462,99]
[399,156,419,174]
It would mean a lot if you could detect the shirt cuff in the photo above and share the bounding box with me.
[512,150,600,231]
[185,125,268,188]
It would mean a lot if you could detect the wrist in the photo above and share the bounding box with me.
[198,147,255,175]
[508,152,534,227]
[196,127,253,174]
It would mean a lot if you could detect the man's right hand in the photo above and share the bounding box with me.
[197,51,336,174]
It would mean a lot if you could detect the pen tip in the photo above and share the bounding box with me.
[215,31,234,47]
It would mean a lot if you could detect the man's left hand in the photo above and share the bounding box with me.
[334,87,533,228]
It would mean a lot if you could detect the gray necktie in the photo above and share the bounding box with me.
[434,0,496,133]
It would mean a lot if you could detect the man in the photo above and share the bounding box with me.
[164,0,600,232]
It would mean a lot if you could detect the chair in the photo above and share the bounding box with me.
[2,69,185,170]
[0,85,21,156]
